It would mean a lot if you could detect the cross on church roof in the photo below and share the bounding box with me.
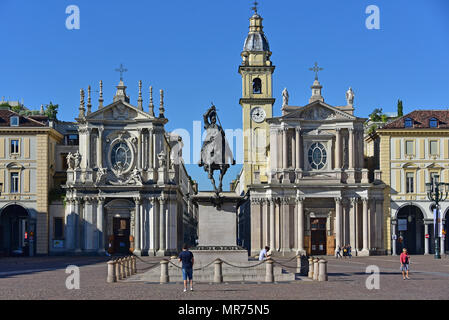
[309,62,324,80]
[115,63,128,82]
[251,1,259,14]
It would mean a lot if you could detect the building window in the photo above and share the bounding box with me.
[430,172,439,186]
[405,140,414,155]
[308,142,327,170]
[252,78,262,94]
[111,142,132,172]
[10,172,19,193]
[404,118,413,128]
[430,140,438,155]
[429,118,438,128]
[10,116,19,126]
[66,134,79,146]
[54,217,64,240]
[10,139,19,154]
[406,172,414,193]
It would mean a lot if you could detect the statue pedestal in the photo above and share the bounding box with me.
[191,192,248,267]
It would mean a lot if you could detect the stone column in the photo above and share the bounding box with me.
[74,198,81,253]
[149,128,154,169]
[157,195,166,256]
[134,198,141,255]
[349,198,357,250]
[295,128,301,170]
[296,197,305,253]
[141,200,146,252]
[362,197,369,254]
[97,127,103,168]
[392,222,397,256]
[85,128,91,169]
[335,128,341,170]
[269,198,276,250]
[281,198,290,253]
[165,197,171,253]
[282,128,288,169]
[348,128,354,169]
[424,223,429,255]
[250,198,262,255]
[137,129,142,170]
[335,197,342,250]
[263,199,269,248]
[375,200,383,250]
[291,131,295,169]
[441,230,445,255]
[97,197,105,253]
[65,199,75,250]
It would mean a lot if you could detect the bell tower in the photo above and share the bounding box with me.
[239,5,275,189]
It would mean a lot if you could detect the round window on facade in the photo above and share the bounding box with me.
[308,142,327,170]
[111,141,132,172]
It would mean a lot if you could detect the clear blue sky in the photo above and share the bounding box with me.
[1,0,448,191]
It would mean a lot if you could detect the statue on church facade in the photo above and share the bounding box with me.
[346,87,355,105]
[73,151,81,169]
[67,152,74,170]
[199,104,235,195]
[282,88,289,107]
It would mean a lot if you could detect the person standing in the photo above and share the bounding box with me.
[179,244,194,292]
[400,248,410,280]
[335,245,342,259]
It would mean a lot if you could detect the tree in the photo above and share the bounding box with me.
[397,99,403,117]
[369,108,383,122]
[45,102,59,120]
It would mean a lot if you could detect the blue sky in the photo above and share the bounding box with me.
[1,0,448,191]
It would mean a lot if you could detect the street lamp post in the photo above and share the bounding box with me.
[426,175,449,259]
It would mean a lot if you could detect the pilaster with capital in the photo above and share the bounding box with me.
[296,196,305,253]
[335,197,343,249]
[362,197,369,253]
[97,197,105,252]
[134,197,142,254]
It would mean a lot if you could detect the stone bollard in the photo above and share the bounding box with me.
[132,256,137,274]
[308,257,314,279]
[313,258,319,281]
[160,260,169,284]
[107,260,117,283]
[126,256,131,277]
[214,259,223,283]
[120,258,126,279]
[318,259,328,282]
[296,255,302,274]
[265,258,274,283]
[115,258,121,281]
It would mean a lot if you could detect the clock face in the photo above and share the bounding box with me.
[251,107,266,123]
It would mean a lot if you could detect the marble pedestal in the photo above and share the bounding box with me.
[190,192,247,267]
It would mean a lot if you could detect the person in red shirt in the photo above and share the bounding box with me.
[400,248,410,280]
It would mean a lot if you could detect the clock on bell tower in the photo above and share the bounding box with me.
[239,7,275,189]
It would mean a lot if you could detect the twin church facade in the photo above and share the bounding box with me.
[2,8,406,257]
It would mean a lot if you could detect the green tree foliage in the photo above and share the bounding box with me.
[369,108,383,122]
[397,99,403,117]
[45,102,59,120]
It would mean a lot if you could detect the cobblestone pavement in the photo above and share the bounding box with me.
[1,255,449,300]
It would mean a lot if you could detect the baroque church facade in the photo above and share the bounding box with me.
[62,80,198,256]
[234,10,386,257]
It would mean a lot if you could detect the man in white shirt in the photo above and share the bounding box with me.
[259,246,271,261]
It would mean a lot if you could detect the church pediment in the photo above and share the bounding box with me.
[282,101,355,121]
[86,101,154,122]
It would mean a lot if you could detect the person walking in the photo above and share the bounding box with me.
[347,244,352,258]
[400,248,411,280]
[178,244,194,292]
[343,245,348,258]
[335,245,342,259]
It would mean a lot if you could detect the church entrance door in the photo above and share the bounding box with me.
[311,218,327,255]
[113,217,130,254]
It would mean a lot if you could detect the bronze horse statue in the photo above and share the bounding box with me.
[199,105,235,196]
